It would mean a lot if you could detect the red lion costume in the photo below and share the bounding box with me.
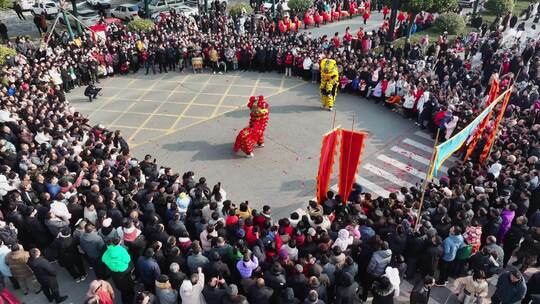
[234,96,270,157]
[234,127,261,157]
[248,95,269,145]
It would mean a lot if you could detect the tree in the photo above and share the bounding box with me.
[287,0,312,14]
[127,18,155,32]
[401,0,434,15]
[485,0,514,16]
[0,45,16,65]
[431,0,459,13]
[434,12,466,34]
[229,3,253,18]
[0,0,11,9]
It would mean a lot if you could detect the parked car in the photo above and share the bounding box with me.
[459,0,479,8]
[111,4,139,20]
[263,0,289,12]
[31,1,58,18]
[59,9,100,27]
[86,0,111,9]
[183,0,227,10]
[151,4,197,22]
[18,0,35,11]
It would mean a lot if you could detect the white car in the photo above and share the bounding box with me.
[60,9,100,27]
[31,1,58,18]
[184,0,227,9]
[172,4,197,16]
[151,5,197,22]
[263,0,289,12]
[111,4,139,20]
[459,0,481,8]
[86,0,111,8]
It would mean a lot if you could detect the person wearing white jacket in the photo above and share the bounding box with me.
[333,229,353,251]
[180,267,206,304]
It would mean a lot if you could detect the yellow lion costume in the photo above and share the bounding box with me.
[320,58,339,110]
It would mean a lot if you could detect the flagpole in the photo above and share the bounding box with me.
[415,128,440,231]
[341,115,355,202]
[485,69,519,162]
[331,109,337,130]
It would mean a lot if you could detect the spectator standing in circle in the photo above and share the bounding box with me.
[27,248,68,303]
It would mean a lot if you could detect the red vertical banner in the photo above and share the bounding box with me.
[338,130,367,202]
[478,89,512,164]
[316,129,340,203]
[464,79,500,162]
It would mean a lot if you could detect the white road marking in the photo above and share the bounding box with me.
[403,138,434,153]
[364,163,415,189]
[414,130,433,140]
[377,154,429,181]
[390,146,449,174]
[356,176,391,198]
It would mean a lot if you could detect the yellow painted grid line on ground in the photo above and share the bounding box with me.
[166,75,213,133]
[279,74,286,91]
[126,74,191,143]
[210,75,240,117]
[76,109,228,118]
[86,79,137,119]
[109,74,167,129]
[129,81,308,149]
[109,125,169,131]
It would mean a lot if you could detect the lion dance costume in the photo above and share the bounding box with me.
[320,58,339,110]
[233,96,269,158]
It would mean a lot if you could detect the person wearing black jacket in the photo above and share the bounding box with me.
[27,248,68,303]
[203,276,228,304]
[248,278,273,304]
[51,227,87,282]
[420,235,442,277]
[482,208,502,245]
[502,216,529,267]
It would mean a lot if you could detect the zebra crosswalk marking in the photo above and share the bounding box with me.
[414,130,433,140]
[363,163,415,189]
[377,154,429,181]
[355,176,391,198]
[403,138,434,153]
[389,146,449,173]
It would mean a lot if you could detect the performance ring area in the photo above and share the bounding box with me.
[69,72,306,148]
[69,70,454,225]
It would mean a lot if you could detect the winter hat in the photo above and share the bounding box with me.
[226,284,239,296]
[307,228,316,236]
[295,264,303,274]
[157,274,169,284]
[102,218,112,228]
[236,228,246,238]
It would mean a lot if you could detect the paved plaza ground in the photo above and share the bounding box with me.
[63,66,540,304]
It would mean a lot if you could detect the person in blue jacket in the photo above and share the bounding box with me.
[436,225,464,286]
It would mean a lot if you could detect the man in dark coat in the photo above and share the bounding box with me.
[248,278,273,304]
[502,216,528,267]
[203,276,228,304]
[27,248,68,303]
[410,276,435,304]
[491,268,527,304]
[420,235,442,277]
[334,272,361,304]
[137,247,161,292]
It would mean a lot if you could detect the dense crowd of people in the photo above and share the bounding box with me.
[1,0,540,303]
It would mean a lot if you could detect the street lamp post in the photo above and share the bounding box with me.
[144,0,149,18]
[62,10,75,40]
[271,0,276,18]
[386,0,399,42]
[70,0,82,35]
[472,0,480,17]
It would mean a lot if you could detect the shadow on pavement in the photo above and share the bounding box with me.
[162,141,238,161]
